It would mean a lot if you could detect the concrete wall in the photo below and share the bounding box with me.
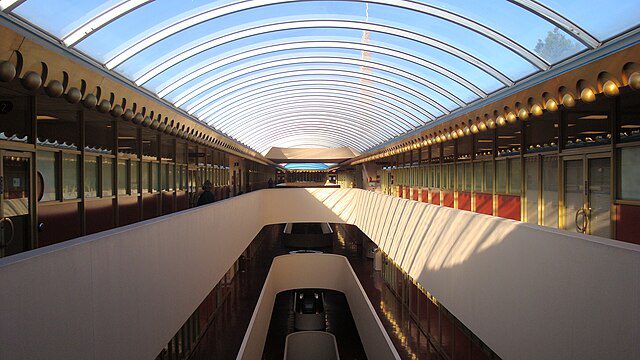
[1,188,638,359]
[236,254,399,360]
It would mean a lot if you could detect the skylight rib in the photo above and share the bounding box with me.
[200,79,429,127]
[221,103,403,138]
[0,0,25,11]
[232,112,391,143]
[62,0,153,46]
[134,19,512,86]
[242,121,380,148]
[172,56,466,108]
[211,93,413,132]
[198,78,432,127]
[509,0,599,48]
[157,40,486,99]
[186,68,449,116]
[103,0,549,70]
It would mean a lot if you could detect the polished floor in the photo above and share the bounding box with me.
[189,224,442,359]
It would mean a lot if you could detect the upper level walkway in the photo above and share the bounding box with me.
[1,188,638,359]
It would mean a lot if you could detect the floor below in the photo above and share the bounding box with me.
[188,223,443,360]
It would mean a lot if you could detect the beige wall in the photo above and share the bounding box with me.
[1,188,638,359]
[236,254,399,360]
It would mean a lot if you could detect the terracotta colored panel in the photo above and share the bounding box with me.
[428,301,439,342]
[398,185,403,198]
[410,282,418,315]
[162,191,175,215]
[421,189,429,203]
[142,194,159,220]
[85,198,115,235]
[615,204,640,245]
[431,190,440,205]
[176,191,189,211]
[458,192,472,211]
[442,191,454,208]
[418,291,429,331]
[404,187,411,199]
[412,188,419,201]
[453,326,471,360]
[118,195,140,226]
[497,195,521,221]
[475,193,493,215]
[472,343,490,360]
[441,311,453,357]
[37,202,81,247]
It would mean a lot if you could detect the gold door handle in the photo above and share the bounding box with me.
[0,217,14,249]
[575,208,587,234]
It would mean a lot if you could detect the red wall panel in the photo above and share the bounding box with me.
[615,204,640,245]
[85,198,115,235]
[457,192,471,211]
[442,191,454,208]
[119,195,140,226]
[412,187,419,201]
[37,202,81,247]
[421,189,429,203]
[398,185,403,198]
[142,194,159,220]
[431,190,440,205]
[497,195,521,221]
[475,193,493,215]
[404,187,411,199]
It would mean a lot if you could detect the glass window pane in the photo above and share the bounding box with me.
[448,164,455,189]
[37,151,58,202]
[62,153,79,200]
[619,147,640,201]
[117,159,127,195]
[509,158,521,195]
[483,161,493,193]
[84,155,98,198]
[473,162,482,192]
[131,160,139,194]
[142,162,150,193]
[525,157,539,224]
[152,162,159,192]
[464,163,472,191]
[496,160,507,194]
[102,157,113,197]
[542,156,558,228]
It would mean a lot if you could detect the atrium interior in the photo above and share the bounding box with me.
[0,1,639,359]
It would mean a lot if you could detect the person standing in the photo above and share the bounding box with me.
[197,180,215,206]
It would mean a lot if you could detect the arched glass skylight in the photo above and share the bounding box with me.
[3,0,638,153]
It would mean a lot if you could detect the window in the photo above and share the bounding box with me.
[495,160,507,194]
[152,162,159,192]
[618,147,640,201]
[62,153,79,200]
[509,158,521,195]
[525,157,539,224]
[618,89,640,143]
[84,155,98,198]
[483,161,493,193]
[542,156,558,228]
[464,163,472,191]
[102,157,114,197]
[447,164,455,189]
[473,162,482,192]
[131,160,139,194]
[37,151,58,201]
[142,162,150,193]
[117,159,128,195]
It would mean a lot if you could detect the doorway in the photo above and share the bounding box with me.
[563,154,611,237]
[0,150,34,257]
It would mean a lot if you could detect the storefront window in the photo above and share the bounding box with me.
[131,160,139,194]
[542,156,558,228]
[102,157,114,197]
[142,162,150,193]
[62,153,79,200]
[473,162,482,192]
[496,160,507,194]
[84,155,98,198]
[618,147,640,200]
[509,158,521,195]
[37,151,58,201]
[525,157,539,224]
[152,162,159,192]
[483,161,493,193]
[117,159,127,195]
[464,163,472,191]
